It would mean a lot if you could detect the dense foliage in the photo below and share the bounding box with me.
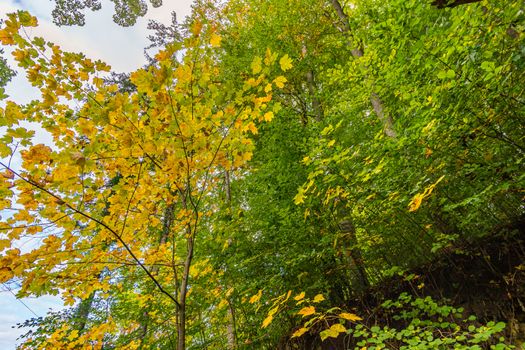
[0,0,523,348]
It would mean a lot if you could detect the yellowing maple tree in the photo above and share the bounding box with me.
[0,10,288,350]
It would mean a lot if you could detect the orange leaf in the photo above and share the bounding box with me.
[292,327,308,338]
[293,291,305,301]
[262,315,273,328]
[298,306,315,317]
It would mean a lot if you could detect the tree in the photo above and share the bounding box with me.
[50,0,163,27]
[0,20,16,99]
[1,0,524,347]
[0,9,288,349]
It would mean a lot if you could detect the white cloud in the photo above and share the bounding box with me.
[0,289,66,350]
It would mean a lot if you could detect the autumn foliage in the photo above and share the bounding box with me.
[1,0,524,348]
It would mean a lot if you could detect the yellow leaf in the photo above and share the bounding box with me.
[263,111,274,122]
[304,208,311,220]
[0,239,11,251]
[251,56,262,75]
[249,289,262,304]
[425,147,433,158]
[313,294,325,303]
[279,54,293,71]
[0,29,14,45]
[92,77,104,88]
[292,327,308,338]
[320,323,347,341]
[246,122,258,134]
[22,144,52,163]
[268,306,280,316]
[408,193,423,212]
[408,175,445,212]
[297,306,315,317]
[327,139,336,147]
[294,291,305,301]
[191,19,203,36]
[273,76,287,89]
[264,83,272,93]
[339,312,362,322]
[243,151,253,162]
[12,49,27,62]
[264,47,277,65]
[294,189,305,205]
[18,11,38,27]
[422,119,437,134]
[331,324,346,333]
[210,33,222,47]
[67,329,79,341]
[155,49,170,62]
[262,314,273,328]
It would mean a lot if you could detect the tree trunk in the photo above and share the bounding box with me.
[226,300,237,349]
[74,292,94,333]
[338,219,370,290]
[330,0,397,138]
[306,70,324,122]
[136,203,177,348]
[178,223,195,350]
[224,170,238,349]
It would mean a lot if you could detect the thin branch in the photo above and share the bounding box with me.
[0,161,181,309]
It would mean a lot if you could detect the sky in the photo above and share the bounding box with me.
[0,1,194,348]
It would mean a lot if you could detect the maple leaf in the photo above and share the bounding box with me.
[279,54,293,71]
[251,56,262,75]
[18,11,38,27]
[273,76,287,88]
[0,29,14,45]
[210,33,222,47]
[191,19,203,36]
[263,111,274,122]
